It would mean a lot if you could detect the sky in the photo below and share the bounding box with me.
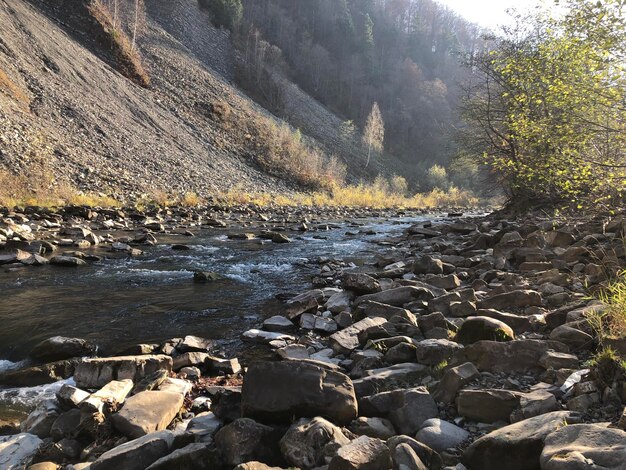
[437,0,544,29]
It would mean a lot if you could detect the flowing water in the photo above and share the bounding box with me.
[0,215,434,420]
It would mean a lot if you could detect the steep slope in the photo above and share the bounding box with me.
[0,0,311,198]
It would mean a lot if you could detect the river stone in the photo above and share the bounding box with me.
[50,256,87,267]
[548,325,594,350]
[327,291,354,314]
[433,362,480,403]
[329,317,387,354]
[0,359,77,387]
[81,379,134,414]
[388,435,443,470]
[241,361,357,425]
[90,430,175,470]
[112,391,184,438]
[350,417,396,439]
[455,317,515,345]
[0,433,43,469]
[416,418,470,452]
[413,255,444,275]
[50,409,81,441]
[359,387,438,435]
[540,424,626,469]
[355,287,435,308]
[280,417,351,469]
[329,435,392,470]
[56,385,90,409]
[74,355,173,389]
[214,418,283,467]
[263,315,295,332]
[145,443,221,469]
[29,336,96,362]
[342,273,381,294]
[20,399,59,438]
[462,411,577,470]
[457,389,522,423]
[477,309,533,334]
[178,335,215,352]
[451,339,569,373]
[242,329,296,344]
[415,339,463,366]
[186,412,222,443]
[352,363,430,398]
[539,350,579,370]
[478,290,542,310]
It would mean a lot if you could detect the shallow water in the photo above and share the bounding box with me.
[0,216,431,361]
[0,215,436,420]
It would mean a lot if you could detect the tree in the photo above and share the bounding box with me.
[362,102,385,168]
[200,0,243,32]
[459,0,626,208]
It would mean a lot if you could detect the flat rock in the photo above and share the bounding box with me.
[354,286,435,308]
[146,443,221,469]
[457,389,522,423]
[74,355,172,389]
[478,290,542,310]
[112,391,184,438]
[329,317,387,354]
[90,430,175,470]
[353,363,430,398]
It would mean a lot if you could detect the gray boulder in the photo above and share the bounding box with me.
[242,361,357,425]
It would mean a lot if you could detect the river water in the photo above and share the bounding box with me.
[0,214,437,421]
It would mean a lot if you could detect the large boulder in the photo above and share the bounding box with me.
[455,317,515,345]
[112,391,184,438]
[341,273,381,294]
[414,339,463,366]
[359,387,438,435]
[462,411,577,470]
[74,355,172,389]
[29,336,95,362]
[540,424,626,470]
[0,433,43,469]
[90,430,175,470]
[328,436,392,470]
[280,417,351,469]
[433,362,479,403]
[214,418,283,467]
[242,361,358,425]
[452,340,569,373]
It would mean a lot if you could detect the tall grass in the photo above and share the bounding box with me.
[589,270,626,347]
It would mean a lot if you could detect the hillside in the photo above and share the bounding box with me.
[0,0,389,201]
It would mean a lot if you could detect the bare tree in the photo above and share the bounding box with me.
[362,102,384,168]
[131,0,142,51]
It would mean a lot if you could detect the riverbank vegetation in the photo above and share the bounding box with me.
[460,0,626,210]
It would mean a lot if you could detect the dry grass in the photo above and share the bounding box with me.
[0,67,30,107]
[253,118,346,190]
[0,169,119,208]
[217,178,480,209]
[88,0,150,88]
[589,271,626,346]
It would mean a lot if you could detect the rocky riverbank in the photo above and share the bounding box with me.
[1,205,625,469]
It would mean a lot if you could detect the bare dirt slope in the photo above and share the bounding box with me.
[0,0,294,197]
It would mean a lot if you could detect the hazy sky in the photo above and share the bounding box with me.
[438,0,544,29]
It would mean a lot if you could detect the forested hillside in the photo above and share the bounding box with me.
[208,0,488,187]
